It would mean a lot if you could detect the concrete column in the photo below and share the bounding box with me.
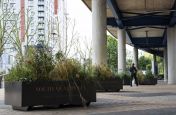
[164,47,168,82]
[167,27,176,84]
[92,0,107,65]
[152,55,158,76]
[133,47,138,69]
[117,28,126,73]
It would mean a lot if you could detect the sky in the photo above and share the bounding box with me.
[66,0,142,57]
[67,0,92,42]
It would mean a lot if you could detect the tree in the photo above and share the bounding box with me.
[0,1,12,58]
[7,9,38,63]
[107,35,117,70]
[157,56,164,74]
[54,15,79,58]
[138,56,151,70]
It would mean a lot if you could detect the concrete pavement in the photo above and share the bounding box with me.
[0,81,176,115]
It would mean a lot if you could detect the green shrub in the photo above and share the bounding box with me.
[118,71,131,81]
[55,51,65,61]
[49,59,81,80]
[158,74,164,80]
[146,64,152,70]
[5,45,54,82]
[145,70,154,80]
[93,64,114,80]
[5,63,34,82]
[49,57,95,81]
[137,70,145,82]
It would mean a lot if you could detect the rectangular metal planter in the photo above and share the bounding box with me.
[5,80,96,111]
[123,78,131,85]
[0,76,2,88]
[96,78,123,92]
[139,78,157,85]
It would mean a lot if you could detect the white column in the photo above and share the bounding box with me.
[167,27,176,84]
[164,47,168,82]
[153,55,157,76]
[92,0,107,65]
[133,47,138,69]
[117,28,126,73]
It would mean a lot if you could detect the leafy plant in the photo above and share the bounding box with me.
[158,74,164,80]
[79,58,94,79]
[146,64,151,71]
[118,71,131,80]
[93,64,114,80]
[55,51,65,61]
[145,70,154,80]
[5,44,54,82]
[137,70,145,82]
[138,56,152,70]
[49,58,81,80]
[5,63,33,82]
[49,57,94,81]
[107,35,117,70]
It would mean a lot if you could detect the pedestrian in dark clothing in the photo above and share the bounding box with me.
[129,63,138,87]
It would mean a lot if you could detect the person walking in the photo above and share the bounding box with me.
[130,63,138,87]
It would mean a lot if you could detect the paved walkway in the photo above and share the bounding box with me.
[1,81,176,115]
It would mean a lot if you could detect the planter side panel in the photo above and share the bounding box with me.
[96,79,123,92]
[6,80,96,107]
[139,78,157,85]
[5,82,22,106]
[22,81,70,106]
[70,81,96,104]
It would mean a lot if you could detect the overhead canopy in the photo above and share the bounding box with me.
[82,0,176,57]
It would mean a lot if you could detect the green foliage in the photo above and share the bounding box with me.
[157,57,164,74]
[118,71,131,81]
[107,35,117,70]
[6,40,95,82]
[49,59,81,80]
[145,70,154,80]
[80,58,94,79]
[138,56,151,70]
[137,70,145,82]
[55,51,65,61]
[31,46,54,80]
[158,74,164,80]
[146,64,152,70]
[137,70,155,82]
[5,45,54,82]
[93,64,114,80]
[50,58,94,81]
[5,63,34,82]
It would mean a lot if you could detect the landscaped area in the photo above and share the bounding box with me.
[1,0,176,114]
[1,81,176,115]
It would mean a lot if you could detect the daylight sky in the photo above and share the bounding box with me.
[67,0,92,41]
[67,0,134,52]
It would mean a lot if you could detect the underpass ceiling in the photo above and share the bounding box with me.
[82,0,176,57]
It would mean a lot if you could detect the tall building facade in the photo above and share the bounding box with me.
[0,0,65,73]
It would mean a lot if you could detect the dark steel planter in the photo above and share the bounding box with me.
[123,78,131,85]
[96,78,123,92]
[5,80,96,111]
[139,78,157,85]
[0,76,2,88]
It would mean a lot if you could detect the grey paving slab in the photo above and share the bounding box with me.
[91,107,176,115]
[0,81,176,115]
